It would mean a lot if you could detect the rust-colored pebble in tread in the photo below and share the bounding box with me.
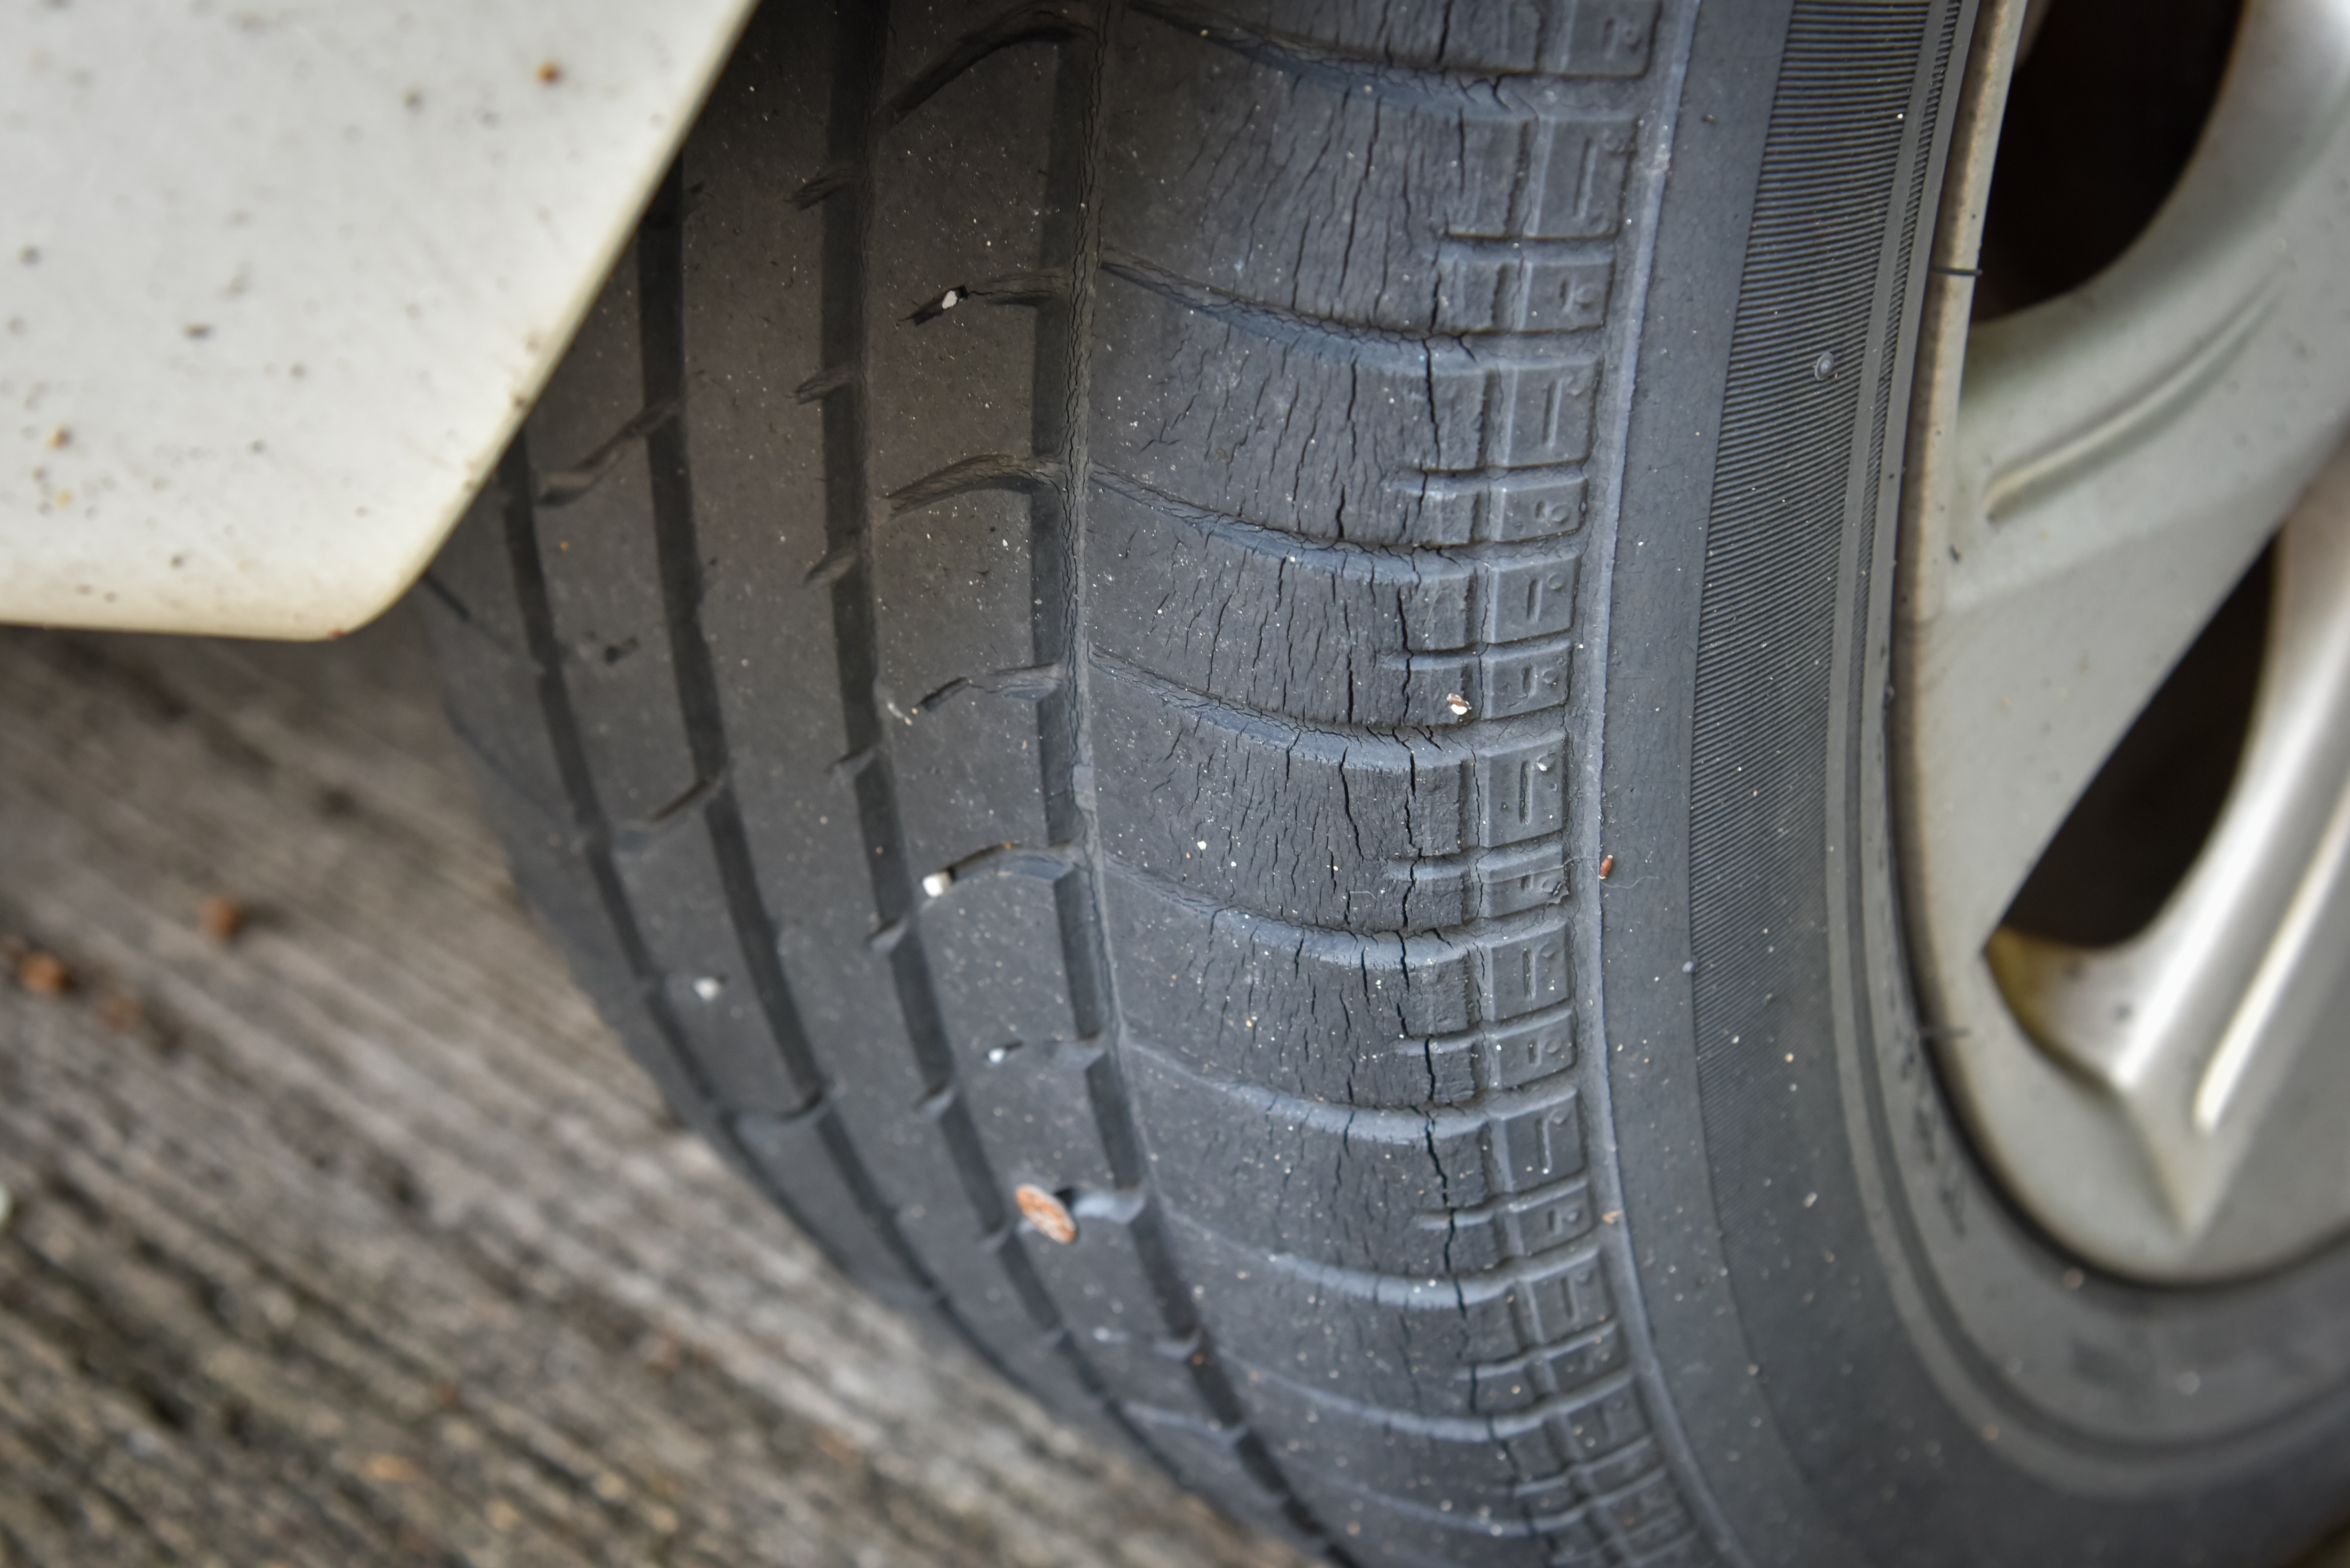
[1014,1184,1078,1245]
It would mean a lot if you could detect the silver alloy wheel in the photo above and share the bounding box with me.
[1899,0,2350,1280]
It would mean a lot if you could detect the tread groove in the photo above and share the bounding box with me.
[808,0,1152,1448]
[484,430,938,1304]
[1049,2,1351,1553]
[632,156,959,1309]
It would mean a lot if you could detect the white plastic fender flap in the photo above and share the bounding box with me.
[1,0,756,638]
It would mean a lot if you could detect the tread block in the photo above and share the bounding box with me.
[877,489,1055,872]
[863,31,1055,499]
[1486,554,1582,642]
[1135,966,1574,1110]
[925,858,1116,1187]
[1087,274,1448,547]
[1133,1047,1455,1275]
[523,240,647,474]
[1090,660,1454,932]
[1106,867,1574,1111]
[733,1106,939,1311]
[1432,842,1573,927]
[1088,480,1582,727]
[1277,1471,1558,1568]
[1475,350,1602,467]
[778,918,946,1137]
[1119,1405,1301,1541]
[1508,117,1639,240]
[1168,1213,1618,1417]
[1442,1177,1598,1278]
[518,247,705,830]
[1509,1432,1669,1511]
[1613,1533,1712,1568]
[418,487,532,663]
[612,805,808,1116]
[1476,733,1571,847]
[1482,919,1576,1022]
[876,0,1068,105]
[1416,469,1590,546]
[460,761,704,1123]
[968,1053,1123,1189]
[422,592,574,826]
[891,687,1054,876]
[1090,666,1568,931]
[961,1040,1119,1193]
[1470,1318,1627,1417]
[864,17,1064,897]
[1129,1042,1586,1276]
[1024,1199,1205,1413]
[1463,638,1570,720]
[1102,25,1644,336]
[1236,1357,1656,1513]
[778,921,1046,1307]
[1107,864,1473,1061]
[1429,1006,1579,1103]
[533,441,704,829]
[1090,276,1603,548]
[924,855,1083,1053]
[1583,1468,1700,1560]
[874,494,1040,696]
[1086,480,1473,725]
[1435,241,1614,335]
[783,910,1129,1434]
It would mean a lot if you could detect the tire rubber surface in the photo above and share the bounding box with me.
[421,2,2350,1563]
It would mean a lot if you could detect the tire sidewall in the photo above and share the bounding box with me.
[1599,3,2350,1563]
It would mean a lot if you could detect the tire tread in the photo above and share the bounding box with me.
[426,3,1716,1563]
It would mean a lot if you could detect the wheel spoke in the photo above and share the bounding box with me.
[1905,0,2350,946]
[1987,448,2350,1237]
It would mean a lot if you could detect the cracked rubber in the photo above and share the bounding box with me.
[421,2,2350,1565]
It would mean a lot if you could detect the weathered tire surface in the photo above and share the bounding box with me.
[421,2,2350,1564]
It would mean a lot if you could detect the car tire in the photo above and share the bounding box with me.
[419,1,2350,1563]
